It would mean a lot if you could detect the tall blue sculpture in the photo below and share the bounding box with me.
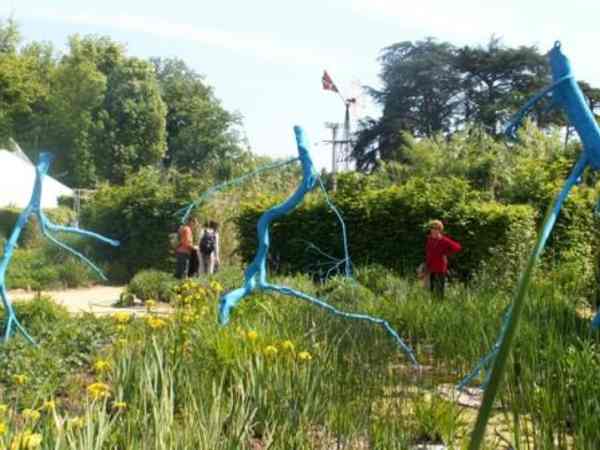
[0,153,119,344]
[467,42,600,449]
[218,126,418,366]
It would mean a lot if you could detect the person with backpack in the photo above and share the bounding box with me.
[199,220,220,275]
[425,220,461,299]
[175,216,199,279]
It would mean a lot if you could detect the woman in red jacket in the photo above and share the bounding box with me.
[425,220,461,299]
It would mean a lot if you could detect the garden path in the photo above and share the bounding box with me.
[8,285,172,316]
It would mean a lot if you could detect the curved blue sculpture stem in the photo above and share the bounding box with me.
[177,157,299,224]
[0,152,119,344]
[218,126,418,366]
[460,156,586,392]
[316,177,353,278]
[467,41,600,450]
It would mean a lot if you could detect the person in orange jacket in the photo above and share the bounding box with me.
[175,216,199,279]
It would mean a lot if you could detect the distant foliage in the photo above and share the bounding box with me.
[0,23,243,188]
[80,168,196,282]
[354,37,600,170]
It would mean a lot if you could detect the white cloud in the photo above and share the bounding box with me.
[347,0,600,47]
[27,9,330,66]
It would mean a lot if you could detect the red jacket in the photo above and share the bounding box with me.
[426,235,461,274]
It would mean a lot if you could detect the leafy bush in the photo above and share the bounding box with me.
[80,168,202,283]
[4,241,97,291]
[127,269,176,302]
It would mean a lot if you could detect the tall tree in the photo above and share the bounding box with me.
[455,37,548,133]
[45,35,166,185]
[0,19,50,149]
[46,55,106,186]
[152,57,242,172]
[99,57,167,183]
[353,37,599,171]
[0,16,20,54]
[353,39,462,170]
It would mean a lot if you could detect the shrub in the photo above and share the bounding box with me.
[0,207,75,248]
[127,269,176,302]
[4,242,97,291]
[80,168,201,283]
[57,258,95,288]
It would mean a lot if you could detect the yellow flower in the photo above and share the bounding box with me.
[145,299,157,310]
[93,359,111,373]
[264,345,278,357]
[246,330,258,342]
[67,416,85,429]
[145,316,167,330]
[116,324,127,333]
[116,338,128,347]
[280,340,295,352]
[112,312,131,324]
[112,401,127,411]
[298,351,313,362]
[13,374,28,385]
[10,432,42,450]
[182,312,194,324]
[22,408,41,422]
[0,404,7,414]
[42,400,55,411]
[87,382,111,400]
[0,421,6,435]
[210,281,223,293]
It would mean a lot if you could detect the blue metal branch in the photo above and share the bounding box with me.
[467,41,600,449]
[0,152,119,343]
[217,126,418,367]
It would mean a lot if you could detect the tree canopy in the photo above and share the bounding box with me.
[0,20,244,187]
[353,37,600,171]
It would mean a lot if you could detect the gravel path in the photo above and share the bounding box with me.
[8,286,172,316]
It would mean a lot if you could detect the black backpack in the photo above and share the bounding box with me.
[200,230,216,255]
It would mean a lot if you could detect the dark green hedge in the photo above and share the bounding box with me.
[80,168,202,283]
[236,176,537,280]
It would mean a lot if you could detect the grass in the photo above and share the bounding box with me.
[0,266,598,449]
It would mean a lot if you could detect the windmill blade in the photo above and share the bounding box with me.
[349,79,367,118]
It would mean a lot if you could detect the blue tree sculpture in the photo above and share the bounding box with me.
[218,126,418,366]
[466,42,600,449]
[0,152,119,344]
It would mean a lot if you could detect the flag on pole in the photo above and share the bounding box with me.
[322,70,339,93]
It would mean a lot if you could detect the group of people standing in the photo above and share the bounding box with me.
[174,215,462,297]
[175,216,220,279]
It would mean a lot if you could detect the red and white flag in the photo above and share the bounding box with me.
[322,70,339,93]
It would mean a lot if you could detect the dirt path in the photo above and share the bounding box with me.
[8,286,172,316]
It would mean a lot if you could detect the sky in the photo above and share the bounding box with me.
[3,0,600,171]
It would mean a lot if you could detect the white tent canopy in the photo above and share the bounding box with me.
[0,150,73,209]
